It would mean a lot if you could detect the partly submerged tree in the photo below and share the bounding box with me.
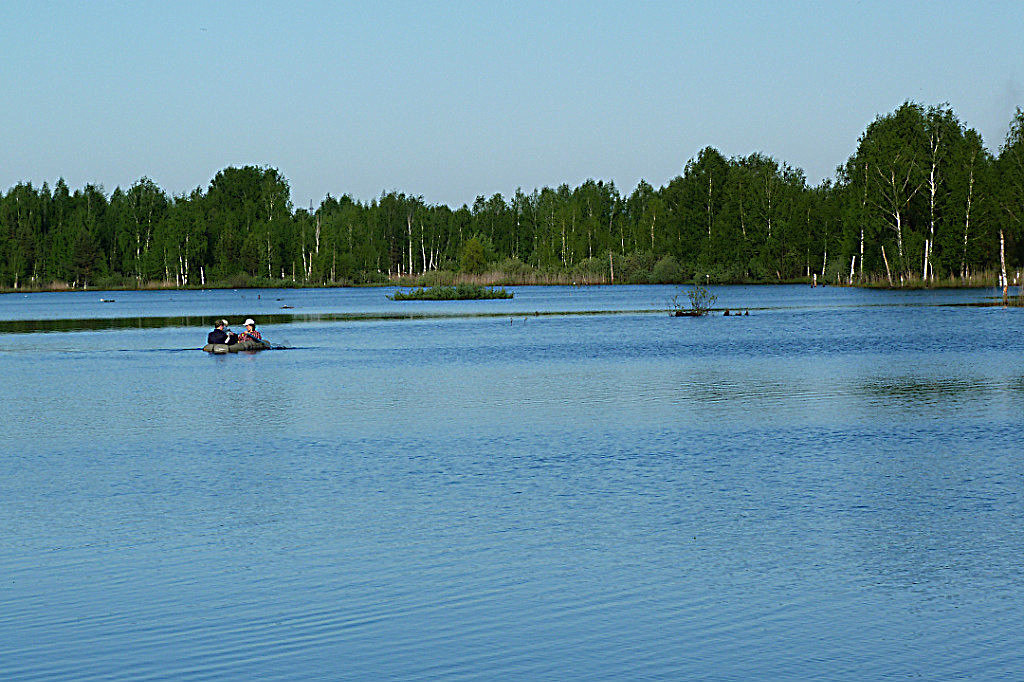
[669,282,717,316]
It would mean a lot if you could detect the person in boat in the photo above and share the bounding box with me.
[207,319,238,345]
[237,318,262,343]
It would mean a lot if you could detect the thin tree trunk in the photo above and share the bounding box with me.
[266,231,273,279]
[894,210,905,269]
[860,161,868,280]
[407,214,414,276]
[706,174,713,238]
[1000,229,1008,305]
[962,151,976,278]
[926,129,941,283]
[859,226,864,280]
[420,223,427,274]
[881,245,893,286]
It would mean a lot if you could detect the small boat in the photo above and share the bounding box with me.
[202,339,272,354]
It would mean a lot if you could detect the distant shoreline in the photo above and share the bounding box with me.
[0,270,1013,295]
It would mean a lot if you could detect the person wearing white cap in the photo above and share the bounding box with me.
[237,318,262,343]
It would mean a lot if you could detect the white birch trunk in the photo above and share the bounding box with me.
[421,225,427,274]
[407,214,414,276]
[927,140,939,282]
[895,210,905,266]
[962,151,976,278]
[859,226,864,280]
[881,245,893,287]
[1000,229,1008,304]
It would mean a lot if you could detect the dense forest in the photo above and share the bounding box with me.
[2,102,1023,291]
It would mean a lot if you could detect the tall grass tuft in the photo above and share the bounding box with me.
[388,284,513,301]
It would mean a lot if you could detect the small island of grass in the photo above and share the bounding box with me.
[388,284,513,301]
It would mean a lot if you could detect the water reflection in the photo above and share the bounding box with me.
[1,286,1023,680]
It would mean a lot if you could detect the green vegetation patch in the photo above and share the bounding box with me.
[388,284,513,301]
[669,283,718,316]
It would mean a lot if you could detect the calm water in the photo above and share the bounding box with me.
[1,285,1022,680]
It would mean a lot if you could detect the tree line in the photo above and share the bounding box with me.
[2,102,1023,290]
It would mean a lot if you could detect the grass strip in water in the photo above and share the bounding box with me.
[6,296,1014,335]
[388,284,513,301]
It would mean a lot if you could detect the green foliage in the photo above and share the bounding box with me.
[997,108,1024,245]
[1,102,1022,291]
[687,283,718,312]
[388,284,513,300]
[571,256,610,282]
[650,255,684,283]
[615,251,658,284]
[413,269,457,287]
[460,236,487,274]
[669,283,718,316]
[493,257,535,280]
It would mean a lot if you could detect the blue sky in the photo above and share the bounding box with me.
[1,0,1022,208]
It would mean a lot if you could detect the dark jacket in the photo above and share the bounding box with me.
[208,328,231,344]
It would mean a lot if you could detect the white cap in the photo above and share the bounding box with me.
[244,318,256,326]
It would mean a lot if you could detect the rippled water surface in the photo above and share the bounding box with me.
[2,285,1023,680]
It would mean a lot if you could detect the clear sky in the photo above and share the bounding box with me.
[1,0,1022,208]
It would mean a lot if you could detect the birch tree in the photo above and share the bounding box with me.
[996,108,1024,296]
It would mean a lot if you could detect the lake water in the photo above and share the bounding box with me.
[1,284,1022,680]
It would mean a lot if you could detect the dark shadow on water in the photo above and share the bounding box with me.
[860,376,991,399]
[0,310,662,334]
[0,297,1013,335]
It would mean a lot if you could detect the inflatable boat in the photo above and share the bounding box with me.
[202,339,272,354]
